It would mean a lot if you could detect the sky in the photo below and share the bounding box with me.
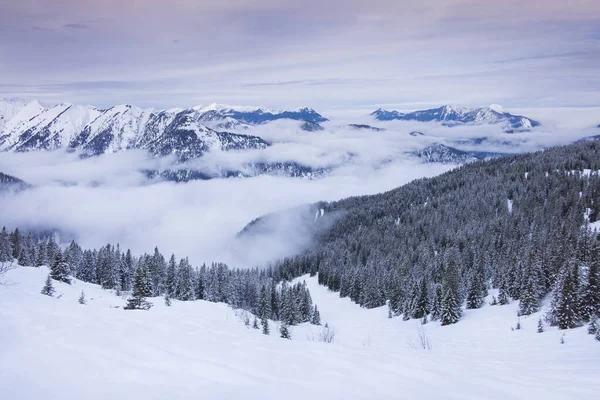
[1,0,600,112]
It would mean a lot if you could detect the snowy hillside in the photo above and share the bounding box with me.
[0,266,598,400]
[371,105,540,131]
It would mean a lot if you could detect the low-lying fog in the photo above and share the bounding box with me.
[0,111,597,268]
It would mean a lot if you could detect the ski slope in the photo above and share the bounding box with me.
[1,266,598,400]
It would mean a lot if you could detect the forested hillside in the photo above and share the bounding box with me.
[269,141,600,330]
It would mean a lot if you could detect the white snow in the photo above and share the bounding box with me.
[1,266,599,400]
[488,104,505,113]
[507,198,513,213]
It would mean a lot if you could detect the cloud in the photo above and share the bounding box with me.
[1,114,596,268]
[0,1,598,109]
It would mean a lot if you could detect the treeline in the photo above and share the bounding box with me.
[0,227,321,328]
[269,141,600,331]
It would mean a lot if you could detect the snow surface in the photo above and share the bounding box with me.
[1,266,599,400]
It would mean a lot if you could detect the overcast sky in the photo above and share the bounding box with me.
[1,0,599,111]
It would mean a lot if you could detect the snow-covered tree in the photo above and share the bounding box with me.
[311,304,321,325]
[41,274,55,297]
[440,288,461,326]
[50,252,70,284]
[125,263,153,310]
[279,323,291,339]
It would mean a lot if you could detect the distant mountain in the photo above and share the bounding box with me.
[371,105,540,131]
[348,124,384,132]
[144,161,328,182]
[300,121,325,132]
[411,143,505,164]
[0,171,29,192]
[193,104,328,124]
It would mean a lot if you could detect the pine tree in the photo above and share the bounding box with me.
[430,284,442,321]
[41,274,55,296]
[78,290,86,305]
[252,316,259,329]
[279,323,291,339]
[412,278,430,318]
[10,228,21,260]
[177,257,194,301]
[261,317,270,335]
[440,288,461,326]
[596,327,600,342]
[311,304,321,325]
[166,254,178,298]
[0,226,12,262]
[466,272,484,309]
[258,285,271,319]
[50,252,70,284]
[580,244,600,321]
[518,272,540,316]
[537,318,544,333]
[587,317,598,335]
[498,274,510,305]
[124,263,153,310]
[195,269,205,300]
[164,293,172,307]
[547,262,582,329]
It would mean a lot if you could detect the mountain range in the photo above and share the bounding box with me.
[0,100,329,161]
[371,104,540,131]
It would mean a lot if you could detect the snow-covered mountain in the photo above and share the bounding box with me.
[0,100,273,161]
[371,104,540,131]
[194,104,328,125]
[411,143,505,164]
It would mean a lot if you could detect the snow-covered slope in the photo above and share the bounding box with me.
[371,105,540,131]
[1,266,598,400]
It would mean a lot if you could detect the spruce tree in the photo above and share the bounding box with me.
[518,273,540,316]
[498,274,510,305]
[252,316,259,329]
[412,278,430,318]
[0,227,12,262]
[261,317,270,335]
[195,270,205,300]
[547,263,582,329]
[537,319,544,333]
[466,272,484,309]
[430,285,442,321]
[166,254,178,298]
[10,228,21,260]
[177,258,194,301]
[41,274,55,296]
[587,317,598,335]
[50,252,71,284]
[78,290,86,305]
[580,245,600,321]
[164,293,172,307]
[124,263,153,310]
[440,288,461,326]
[311,305,321,325]
[279,323,291,339]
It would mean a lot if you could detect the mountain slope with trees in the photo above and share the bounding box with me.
[246,141,600,330]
